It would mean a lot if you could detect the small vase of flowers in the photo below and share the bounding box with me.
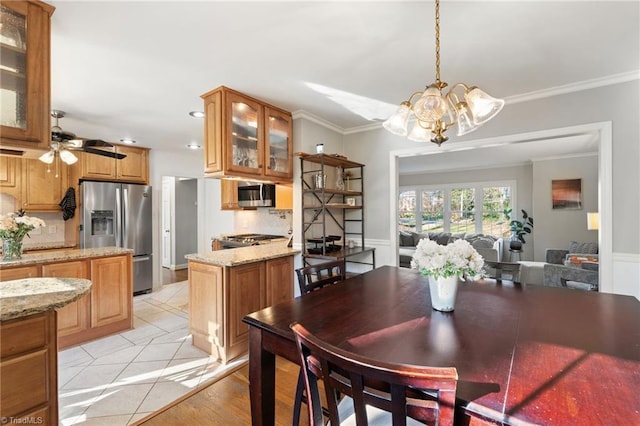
[0,209,46,261]
[411,239,484,312]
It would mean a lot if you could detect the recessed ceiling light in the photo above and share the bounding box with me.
[186,143,201,150]
[189,111,205,118]
[120,138,136,144]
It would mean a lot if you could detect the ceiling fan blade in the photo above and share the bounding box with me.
[83,139,114,148]
[83,146,127,160]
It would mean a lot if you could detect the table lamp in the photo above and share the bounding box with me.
[587,212,599,230]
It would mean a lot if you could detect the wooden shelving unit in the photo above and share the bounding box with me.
[299,153,375,272]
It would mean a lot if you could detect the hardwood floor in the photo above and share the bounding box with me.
[138,356,309,425]
[161,267,188,285]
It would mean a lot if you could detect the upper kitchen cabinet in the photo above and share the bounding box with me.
[76,144,150,184]
[21,157,67,211]
[201,86,293,183]
[0,1,54,151]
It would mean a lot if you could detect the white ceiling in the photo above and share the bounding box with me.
[48,1,639,162]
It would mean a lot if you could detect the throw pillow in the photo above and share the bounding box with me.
[428,232,451,245]
[566,255,599,266]
[471,237,495,249]
[412,232,429,246]
[399,231,414,247]
[568,241,598,254]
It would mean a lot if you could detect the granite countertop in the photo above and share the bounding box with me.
[23,242,77,252]
[0,277,92,321]
[0,246,133,268]
[185,243,300,267]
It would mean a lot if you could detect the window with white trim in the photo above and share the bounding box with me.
[399,181,514,238]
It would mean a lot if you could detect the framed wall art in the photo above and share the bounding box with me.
[552,178,582,209]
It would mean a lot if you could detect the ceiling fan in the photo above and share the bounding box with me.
[40,110,127,166]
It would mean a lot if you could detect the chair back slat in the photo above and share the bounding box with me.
[296,260,346,295]
[292,322,458,426]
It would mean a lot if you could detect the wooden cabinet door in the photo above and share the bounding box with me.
[21,158,67,211]
[227,262,265,356]
[0,265,40,281]
[80,151,116,180]
[189,261,225,348]
[0,1,53,149]
[116,146,149,183]
[224,91,264,177]
[265,256,294,306]
[0,157,19,189]
[43,260,90,337]
[0,311,57,421]
[263,107,293,181]
[90,255,131,328]
[220,180,241,210]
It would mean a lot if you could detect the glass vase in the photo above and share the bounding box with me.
[335,166,345,190]
[428,275,459,312]
[2,238,23,261]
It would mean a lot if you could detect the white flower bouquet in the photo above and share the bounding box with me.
[0,209,46,260]
[411,238,484,280]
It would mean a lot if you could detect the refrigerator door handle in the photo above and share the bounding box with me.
[133,255,151,262]
[115,187,122,247]
[123,187,129,247]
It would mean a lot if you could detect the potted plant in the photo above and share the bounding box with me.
[503,208,533,251]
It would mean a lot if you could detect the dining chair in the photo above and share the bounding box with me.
[291,322,458,426]
[292,259,347,425]
[295,259,347,296]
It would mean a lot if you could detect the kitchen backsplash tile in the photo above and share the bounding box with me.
[21,212,66,246]
[235,209,292,237]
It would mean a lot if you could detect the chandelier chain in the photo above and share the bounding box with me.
[434,0,441,85]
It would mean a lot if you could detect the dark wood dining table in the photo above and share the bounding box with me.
[242,266,640,425]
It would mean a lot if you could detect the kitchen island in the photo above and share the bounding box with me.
[185,244,300,363]
[1,277,91,425]
[0,247,133,348]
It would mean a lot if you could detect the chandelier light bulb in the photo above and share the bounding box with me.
[382,102,412,136]
[412,86,448,122]
[464,87,505,125]
[408,121,433,142]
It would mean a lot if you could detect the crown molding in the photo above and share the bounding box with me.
[293,71,640,136]
[504,70,640,105]
[291,110,345,135]
[530,151,598,163]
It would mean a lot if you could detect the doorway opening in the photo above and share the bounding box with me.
[162,176,198,282]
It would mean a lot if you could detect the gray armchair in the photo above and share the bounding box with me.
[543,263,599,291]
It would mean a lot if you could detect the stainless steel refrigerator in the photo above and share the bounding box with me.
[80,181,153,295]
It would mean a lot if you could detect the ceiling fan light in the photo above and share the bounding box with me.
[464,87,505,125]
[382,102,412,136]
[59,149,78,165]
[412,85,448,122]
[39,150,55,164]
[407,121,433,142]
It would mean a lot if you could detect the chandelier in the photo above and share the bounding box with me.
[383,0,504,145]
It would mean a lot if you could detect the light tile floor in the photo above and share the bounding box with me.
[58,281,247,425]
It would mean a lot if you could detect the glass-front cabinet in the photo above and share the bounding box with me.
[0,1,54,149]
[201,86,293,183]
[226,92,264,175]
[264,107,292,180]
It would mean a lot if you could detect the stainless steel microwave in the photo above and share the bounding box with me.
[237,182,276,208]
